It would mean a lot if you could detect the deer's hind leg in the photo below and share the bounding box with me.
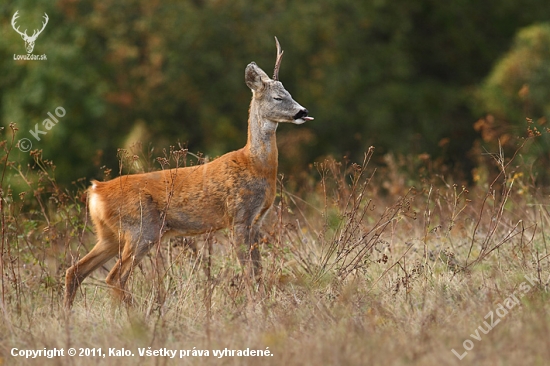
[105,215,163,304]
[64,220,120,309]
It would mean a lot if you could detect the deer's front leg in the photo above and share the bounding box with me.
[233,223,262,279]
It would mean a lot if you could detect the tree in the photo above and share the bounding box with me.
[2,0,550,185]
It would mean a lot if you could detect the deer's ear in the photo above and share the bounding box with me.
[245,62,269,92]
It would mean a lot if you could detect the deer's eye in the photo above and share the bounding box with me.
[274,97,283,101]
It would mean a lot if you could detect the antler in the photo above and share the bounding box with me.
[273,36,284,81]
[11,11,48,40]
[31,13,49,39]
[11,11,28,37]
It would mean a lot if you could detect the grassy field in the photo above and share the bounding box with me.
[1,136,549,366]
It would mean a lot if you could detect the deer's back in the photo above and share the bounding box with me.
[88,148,277,236]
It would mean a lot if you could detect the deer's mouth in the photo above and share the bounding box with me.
[293,109,314,124]
[293,116,314,125]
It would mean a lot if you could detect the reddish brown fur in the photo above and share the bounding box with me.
[64,39,312,308]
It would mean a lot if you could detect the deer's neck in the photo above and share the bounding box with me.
[245,100,278,170]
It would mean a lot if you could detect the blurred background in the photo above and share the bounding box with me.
[2,0,550,187]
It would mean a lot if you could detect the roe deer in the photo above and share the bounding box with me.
[64,37,313,308]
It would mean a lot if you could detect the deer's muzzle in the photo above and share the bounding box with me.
[293,109,314,124]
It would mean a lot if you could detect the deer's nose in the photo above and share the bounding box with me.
[294,109,309,120]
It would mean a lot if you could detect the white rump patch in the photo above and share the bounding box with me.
[88,191,104,222]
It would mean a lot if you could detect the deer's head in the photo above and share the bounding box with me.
[11,11,49,54]
[245,37,313,125]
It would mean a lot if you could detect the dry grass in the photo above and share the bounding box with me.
[1,127,549,365]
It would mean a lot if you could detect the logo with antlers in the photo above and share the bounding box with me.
[11,11,49,54]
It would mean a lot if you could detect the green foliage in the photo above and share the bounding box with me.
[2,0,550,184]
[481,23,550,123]
[479,23,550,182]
